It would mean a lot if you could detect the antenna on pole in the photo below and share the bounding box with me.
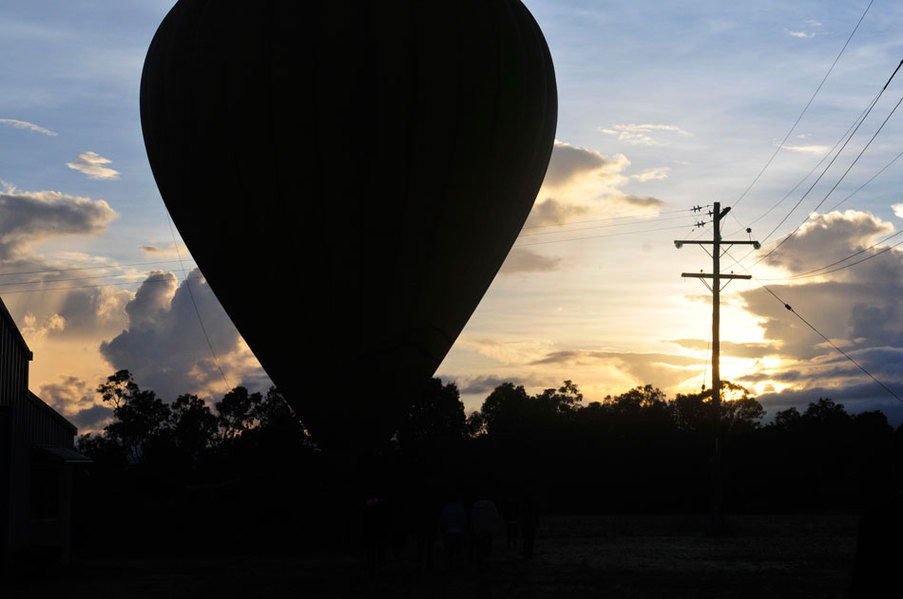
[675,202,759,534]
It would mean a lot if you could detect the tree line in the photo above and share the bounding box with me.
[73,371,903,557]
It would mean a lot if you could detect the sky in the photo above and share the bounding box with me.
[2,0,903,433]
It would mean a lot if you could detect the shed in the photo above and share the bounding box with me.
[0,296,88,571]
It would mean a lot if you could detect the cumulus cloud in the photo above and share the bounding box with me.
[499,248,562,274]
[541,141,611,187]
[892,203,903,219]
[99,269,270,401]
[525,141,667,231]
[0,118,57,136]
[39,375,95,417]
[66,151,120,180]
[598,123,692,146]
[736,210,903,408]
[37,375,112,434]
[21,312,66,349]
[764,210,893,274]
[0,190,117,260]
[524,197,590,227]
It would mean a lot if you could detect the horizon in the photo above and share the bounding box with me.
[1,0,903,434]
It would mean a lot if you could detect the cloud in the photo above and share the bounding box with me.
[68,404,114,433]
[444,373,548,397]
[755,383,903,426]
[66,151,120,180]
[785,29,814,39]
[139,242,190,258]
[630,168,670,182]
[892,203,903,219]
[529,349,701,389]
[598,124,692,146]
[763,210,893,274]
[499,248,562,274]
[37,374,113,434]
[736,210,903,406]
[524,141,667,233]
[669,338,779,360]
[783,144,829,155]
[541,141,611,187]
[21,312,66,349]
[524,197,590,227]
[39,375,95,417]
[619,195,667,210]
[0,190,117,260]
[99,269,270,401]
[0,118,57,136]
[3,261,134,342]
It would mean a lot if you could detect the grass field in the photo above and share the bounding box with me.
[6,512,860,598]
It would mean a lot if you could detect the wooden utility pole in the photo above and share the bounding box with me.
[675,202,759,533]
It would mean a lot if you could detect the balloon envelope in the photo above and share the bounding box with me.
[140,0,557,448]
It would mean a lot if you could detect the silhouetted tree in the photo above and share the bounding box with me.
[397,378,466,454]
[169,393,219,464]
[479,382,531,438]
[253,387,298,431]
[96,369,172,463]
[606,384,671,429]
[534,380,583,414]
[215,386,263,440]
[803,397,850,424]
[772,406,802,431]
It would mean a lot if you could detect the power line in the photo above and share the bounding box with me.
[757,230,903,281]
[739,62,903,271]
[758,284,903,404]
[720,248,902,404]
[521,207,694,231]
[729,54,903,260]
[0,258,197,279]
[825,148,903,213]
[518,211,694,238]
[514,222,695,247]
[167,216,231,393]
[0,273,205,295]
[732,0,875,210]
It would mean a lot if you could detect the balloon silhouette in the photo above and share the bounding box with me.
[140,0,557,449]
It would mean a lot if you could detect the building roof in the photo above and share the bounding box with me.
[35,444,92,464]
[27,391,78,436]
[0,294,33,360]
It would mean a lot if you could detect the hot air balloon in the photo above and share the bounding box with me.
[140,0,557,450]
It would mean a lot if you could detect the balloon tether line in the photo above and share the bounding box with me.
[166,216,232,394]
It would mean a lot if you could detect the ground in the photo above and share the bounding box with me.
[6,512,859,598]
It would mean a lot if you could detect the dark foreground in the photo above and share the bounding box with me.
[7,512,859,599]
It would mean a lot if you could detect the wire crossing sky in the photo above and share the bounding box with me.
[1,0,903,432]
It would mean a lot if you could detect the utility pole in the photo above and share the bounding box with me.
[675,202,759,533]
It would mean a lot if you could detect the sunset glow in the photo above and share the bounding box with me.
[1,0,902,433]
